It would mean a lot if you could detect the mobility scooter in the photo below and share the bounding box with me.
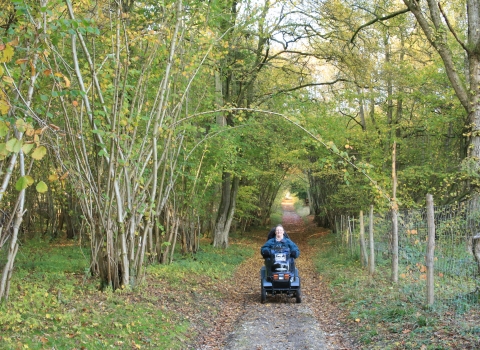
[260,244,301,303]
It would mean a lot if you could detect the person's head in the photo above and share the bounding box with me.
[275,225,284,241]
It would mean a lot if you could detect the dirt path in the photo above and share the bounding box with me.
[196,200,358,349]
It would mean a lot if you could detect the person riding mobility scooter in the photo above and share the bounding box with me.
[260,225,301,303]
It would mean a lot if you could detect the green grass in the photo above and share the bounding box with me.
[0,237,255,349]
[147,241,253,288]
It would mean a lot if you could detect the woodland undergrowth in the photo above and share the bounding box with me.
[0,237,254,349]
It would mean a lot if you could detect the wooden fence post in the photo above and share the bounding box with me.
[472,233,480,291]
[391,142,398,283]
[359,211,368,267]
[348,216,354,253]
[426,194,435,306]
[368,205,375,275]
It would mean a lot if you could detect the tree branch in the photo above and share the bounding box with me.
[438,2,469,52]
[350,8,411,44]
[256,78,351,104]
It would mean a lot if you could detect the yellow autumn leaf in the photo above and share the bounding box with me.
[2,76,13,84]
[29,61,36,77]
[63,75,71,88]
[35,126,48,135]
[37,181,48,193]
[0,89,10,115]
[60,171,69,180]
[8,38,19,47]
[54,72,71,88]
[15,118,26,132]
[25,126,35,137]
[0,44,14,63]
[31,146,47,160]
[0,143,8,159]
[22,143,35,154]
[6,138,22,152]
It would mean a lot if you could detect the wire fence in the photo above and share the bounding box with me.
[334,196,480,312]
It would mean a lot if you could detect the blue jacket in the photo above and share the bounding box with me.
[261,238,300,258]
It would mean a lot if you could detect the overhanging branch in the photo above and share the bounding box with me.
[350,8,411,44]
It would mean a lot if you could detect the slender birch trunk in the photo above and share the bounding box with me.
[391,142,399,283]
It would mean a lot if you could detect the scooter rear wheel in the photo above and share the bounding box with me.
[295,279,302,303]
[261,283,266,303]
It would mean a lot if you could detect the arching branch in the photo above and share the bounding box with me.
[263,79,350,96]
[350,8,411,44]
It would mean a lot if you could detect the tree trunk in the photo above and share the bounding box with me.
[468,53,480,160]
[357,87,366,131]
[0,192,24,301]
[0,45,40,301]
[213,172,239,248]
[391,142,399,283]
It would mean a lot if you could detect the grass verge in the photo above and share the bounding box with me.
[313,233,480,350]
[0,237,254,349]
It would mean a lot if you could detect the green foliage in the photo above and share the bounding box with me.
[289,176,309,202]
[235,185,261,223]
[15,175,34,191]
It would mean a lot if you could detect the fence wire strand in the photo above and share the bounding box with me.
[335,197,480,313]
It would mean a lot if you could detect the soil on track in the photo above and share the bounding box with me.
[195,200,358,349]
